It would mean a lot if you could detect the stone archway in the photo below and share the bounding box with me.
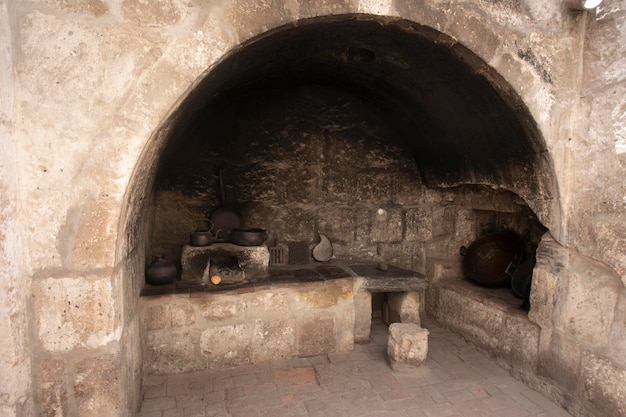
[119,11,561,415]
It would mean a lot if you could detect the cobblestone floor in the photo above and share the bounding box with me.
[138,318,572,417]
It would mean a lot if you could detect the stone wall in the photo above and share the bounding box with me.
[0,1,624,416]
[152,85,542,274]
[151,84,429,267]
[141,278,354,375]
[0,2,31,415]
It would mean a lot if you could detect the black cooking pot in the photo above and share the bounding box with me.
[230,228,267,246]
[189,229,213,246]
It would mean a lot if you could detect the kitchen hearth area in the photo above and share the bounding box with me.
[140,17,549,380]
[5,2,623,416]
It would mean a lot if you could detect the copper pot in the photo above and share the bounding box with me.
[462,232,522,288]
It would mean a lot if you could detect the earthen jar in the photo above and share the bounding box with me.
[145,255,177,285]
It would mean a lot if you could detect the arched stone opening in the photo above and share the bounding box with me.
[120,12,559,412]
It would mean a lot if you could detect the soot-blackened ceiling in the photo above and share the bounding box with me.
[160,14,548,194]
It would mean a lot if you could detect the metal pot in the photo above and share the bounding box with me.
[230,228,268,246]
[145,255,177,285]
[189,219,217,246]
[462,232,523,288]
[189,229,213,246]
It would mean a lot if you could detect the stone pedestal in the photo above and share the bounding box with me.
[388,323,429,372]
[181,244,269,284]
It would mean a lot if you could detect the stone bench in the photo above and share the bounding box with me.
[387,323,429,372]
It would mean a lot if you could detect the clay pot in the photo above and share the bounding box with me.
[230,228,267,246]
[145,255,177,285]
[189,219,216,246]
[189,229,213,246]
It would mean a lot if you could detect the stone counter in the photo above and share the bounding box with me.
[141,259,427,296]
[140,260,429,374]
[141,278,356,375]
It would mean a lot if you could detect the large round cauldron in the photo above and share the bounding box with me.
[462,232,523,288]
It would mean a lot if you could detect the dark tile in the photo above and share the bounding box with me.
[315,265,350,278]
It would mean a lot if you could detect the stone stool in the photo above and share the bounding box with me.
[387,323,429,372]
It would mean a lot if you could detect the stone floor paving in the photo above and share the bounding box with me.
[138,319,572,417]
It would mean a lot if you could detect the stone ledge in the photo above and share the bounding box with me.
[141,260,428,296]
[439,278,527,316]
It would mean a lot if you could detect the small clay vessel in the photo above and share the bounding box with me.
[312,234,333,262]
[145,255,177,285]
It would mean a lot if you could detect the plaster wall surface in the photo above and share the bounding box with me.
[0,0,624,416]
[0,2,31,416]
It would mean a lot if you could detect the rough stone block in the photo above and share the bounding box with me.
[281,164,319,204]
[557,258,619,348]
[200,324,251,368]
[446,8,503,63]
[71,200,118,269]
[74,355,121,417]
[404,207,432,242]
[33,276,116,352]
[143,301,195,330]
[336,306,356,352]
[538,331,581,392]
[581,351,626,417]
[299,313,336,357]
[353,285,372,343]
[379,243,424,272]
[298,0,353,18]
[425,284,442,321]
[251,291,289,313]
[226,0,292,40]
[370,207,403,243]
[317,206,356,243]
[252,318,296,363]
[387,291,421,326]
[35,358,67,417]
[143,304,170,330]
[394,0,453,35]
[500,314,540,371]
[425,258,462,284]
[388,323,429,372]
[198,296,247,321]
[273,207,316,241]
[528,266,559,327]
[355,172,394,204]
[170,301,196,327]
[391,171,425,205]
[294,286,339,309]
[592,218,626,286]
[144,329,204,375]
[437,284,504,350]
[121,0,183,26]
[46,0,109,16]
[431,207,455,237]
